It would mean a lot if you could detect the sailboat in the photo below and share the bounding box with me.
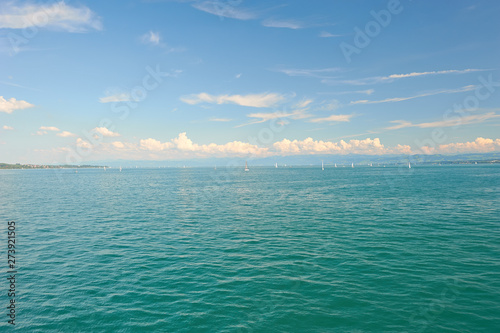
[321,161,324,171]
[275,162,278,168]
[351,163,354,168]
[245,161,249,172]
[119,166,122,172]
[335,163,337,168]
[408,162,411,169]
[103,166,106,171]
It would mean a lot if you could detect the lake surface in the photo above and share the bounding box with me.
[1,165,499,332]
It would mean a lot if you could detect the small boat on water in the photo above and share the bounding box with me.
[275,163,278,168]
[245,161,249,172]
[408,162,411,169]
[351,163,354,168]
[321,161,324,171]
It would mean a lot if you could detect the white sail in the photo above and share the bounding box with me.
[322,161,324,171]
[245,161,249,171]
[351,163,354,168]
[408,162,411,169]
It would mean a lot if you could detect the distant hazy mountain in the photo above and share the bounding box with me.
[86,152,500,168]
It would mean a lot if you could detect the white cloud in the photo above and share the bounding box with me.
[273,137,410,155]
[319,31,342,38]
[327,69,486,86]
[262,19,302,29]
[34,130,47,136]
[180,92,285,108]
[386,112,500,130]
[309,114,354,123]
[140,138,173,151]
[277,67,341,79]
[321,89,374,96]
[141,31,161,45]
[99,93,131,103]
[0,1,102,32]
[92,127,120,137]
[295,99,313,108]
[209,118,232,122]
[2,125,14,130]
[351,85,477,105]
[40,126,60,131]
[139,132,269,157]
[57,131,76,137]
[0,96,34,114]
[192,1,257,20]
[437,137,500,154]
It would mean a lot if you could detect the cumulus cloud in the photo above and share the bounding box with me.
[2,125,14,130]
[57,131,76,137]
[0,96,34,114]
[40,126,60,131]
[181,92,285,108]
[92,127,120,137]
[273,137,411,155]
[139,132,269,157]
[437,137,500,154]
[0,1,102,32]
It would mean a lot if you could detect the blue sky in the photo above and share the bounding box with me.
[1,0,499,164]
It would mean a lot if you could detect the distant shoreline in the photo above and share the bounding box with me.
[0,163,104,170]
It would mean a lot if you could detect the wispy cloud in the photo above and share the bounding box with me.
[99,93,131,103]
[0,96,34,114]
[319,31,342,38]
[386,112,500,130]
[262,18,302,29]
[141,31,161,45]
[236,107,311,128]
[276,67,341,79]
[308,114,354,123]
[2,125,14,130]
[319,89,374,96]
[0,1,102,32]
[180,92,285,108]
[325,69,487,86]
[351,85,477,105]
[209,118,232,122]
[192,1,257,20]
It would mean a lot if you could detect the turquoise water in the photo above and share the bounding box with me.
[1,165,499,332]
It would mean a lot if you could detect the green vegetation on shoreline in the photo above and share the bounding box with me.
[0,163,103,170]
